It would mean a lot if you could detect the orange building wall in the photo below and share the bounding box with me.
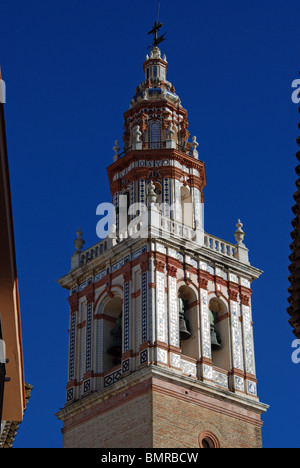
[0,102,25,422]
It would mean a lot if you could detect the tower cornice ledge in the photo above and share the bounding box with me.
[57,234,262,291]
[56,365,269,428]
[107,147,207,195]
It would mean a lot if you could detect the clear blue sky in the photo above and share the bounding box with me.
[1,0,299,448]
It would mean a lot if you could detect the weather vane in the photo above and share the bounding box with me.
[147,0,166,49]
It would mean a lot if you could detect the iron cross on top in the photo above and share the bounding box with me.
[147,21,166,49]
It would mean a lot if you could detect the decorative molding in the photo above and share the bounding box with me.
[198,270,209,290]
[85,284,95,304]
[199,431,220,449]
[228,281,239,302]
[167,264,177,278]
[68,293,78,314]
[155,259,166,274]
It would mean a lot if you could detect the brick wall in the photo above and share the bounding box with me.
[152,381,263,448]
[60,372,263,448]
[62,384,153,448]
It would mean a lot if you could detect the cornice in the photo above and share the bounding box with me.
[123,98,187,121]
[107,148,206,195]
[58,235,262,293]
[56,365,268,425]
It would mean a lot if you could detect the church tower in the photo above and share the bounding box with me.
[56,26,268,448]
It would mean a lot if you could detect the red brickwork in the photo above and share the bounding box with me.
[60,372,263,448]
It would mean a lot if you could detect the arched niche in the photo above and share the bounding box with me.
[102,296,123,373]
[180,186,193,228]
[121,188,131,226]
[153,180,163,208]
[208,297,230,371]
[178,284,200,360]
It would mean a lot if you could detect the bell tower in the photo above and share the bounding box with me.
[56,25,268,448]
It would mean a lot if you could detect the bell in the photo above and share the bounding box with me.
[178,297,191,341]
[107,337,122,357]
[179,315,191,341]
[210,324,222,351]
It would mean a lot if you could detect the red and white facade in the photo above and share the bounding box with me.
[56,46,268,448]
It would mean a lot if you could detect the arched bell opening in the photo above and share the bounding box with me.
[178,285,199,360]
[180,186,193,228]
[102,296,123,373]
[208,297,230,371]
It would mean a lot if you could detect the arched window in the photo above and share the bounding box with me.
[178,285,198,360]
[149,122,161,149]
[102,297,123,373]
[199,431,220,448]
[208,298,230,371]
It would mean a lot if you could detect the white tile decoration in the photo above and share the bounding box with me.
[247,380,257,396]
[229,273,238,283]
[112,258,125,273]
[170,353,181,368]
[242,305,255,375]
[94,268,109,282]
[230,301,244,371]
[203,364,213,380]
[213,370,229,389]
[132,248,142,260]
[241,277,251,288]
[168,248,177,258]
[234,375,245,392]
[169,276,179,347]
[156,243,166,254]
[157,348,168,364]
[79,281,87,292]
[200,289,211,359]
[176,252,184,262]
[215,268,228,280]
[156,271,167,343]
[181,359,197,377]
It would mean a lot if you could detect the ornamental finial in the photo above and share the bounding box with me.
[147,181,157,205]
[113,140,120,162]
[234,219,245,246]
[191,136,199,158]
[74,228,85,252]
